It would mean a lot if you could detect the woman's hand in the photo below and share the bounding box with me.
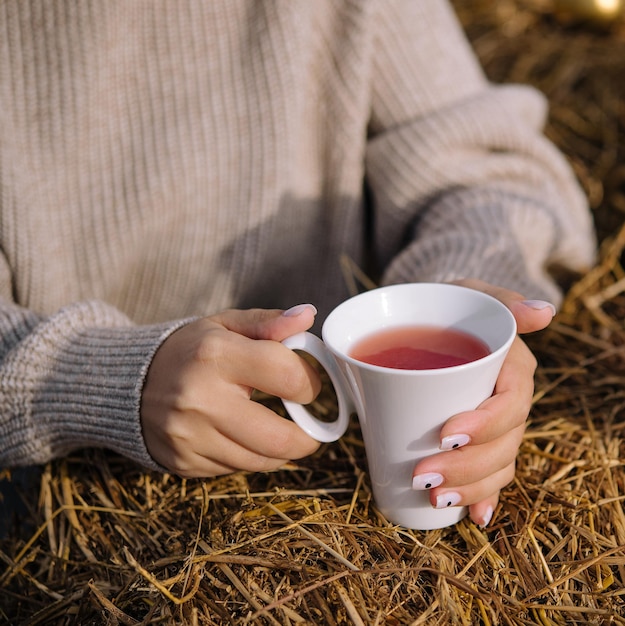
[140,304,322,478]
[410,279,555,527]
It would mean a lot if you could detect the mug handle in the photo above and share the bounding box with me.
[281,332,354,442]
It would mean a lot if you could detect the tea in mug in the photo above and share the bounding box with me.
[349,325,490,370]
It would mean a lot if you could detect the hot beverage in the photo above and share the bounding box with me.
[349,325,490,370]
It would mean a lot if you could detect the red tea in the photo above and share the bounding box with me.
[349,325,490,370]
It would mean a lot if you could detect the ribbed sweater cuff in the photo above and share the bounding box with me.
[40,322,193,471]
[2,301,195,470]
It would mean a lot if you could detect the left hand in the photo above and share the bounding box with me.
[410,279,555,527]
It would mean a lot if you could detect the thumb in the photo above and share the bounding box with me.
[212,304,318,341]
[507,298,556,334]
[452,279,556,334]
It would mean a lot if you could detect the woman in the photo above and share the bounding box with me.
[0,1,595,528]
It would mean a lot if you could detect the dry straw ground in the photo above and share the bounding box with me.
[2,0,625,624]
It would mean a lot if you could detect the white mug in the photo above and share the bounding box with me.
[281,283,517,530]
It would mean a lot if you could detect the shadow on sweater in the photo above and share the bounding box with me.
[216,194,374,331]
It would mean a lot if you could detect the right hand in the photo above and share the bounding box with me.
[140,305,322,478]
[412,279,554,527]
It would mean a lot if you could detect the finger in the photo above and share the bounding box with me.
[212,304,318,341]
[160,443,240,478]
[428,463,515,511]
[185,428,292,477]
[451,278,555,334]
[412,426,524,490]
[468,494,500,528]
[156,430,290,479]
[189,328,322,403]
[140,409,242,478]
[148,398,320,478]
[211,396,321,462]
[507,299,556,334]
[235,340,322,402]
[439,336,535,447]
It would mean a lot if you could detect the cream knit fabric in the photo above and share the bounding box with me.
[0,1,595,469]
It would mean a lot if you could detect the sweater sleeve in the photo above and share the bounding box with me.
[0,296,192,469]
[365,1,596,305]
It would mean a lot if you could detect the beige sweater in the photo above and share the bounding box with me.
[0,1,595,469]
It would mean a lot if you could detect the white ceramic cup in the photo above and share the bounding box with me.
[281,283,517,530]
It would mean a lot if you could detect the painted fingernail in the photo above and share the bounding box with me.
[440,434,471,451]
[522,300,556,316]
[479,505,494,528]
[412,472,444,490]
[282,304,318,317]
[435,492,462,509]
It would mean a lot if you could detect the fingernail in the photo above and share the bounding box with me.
[440,434,470,451]
[522,300,556,316]
[282,304,318,317]
[479,505,494,528]
[435,492,462,509]
[412,472,444,490]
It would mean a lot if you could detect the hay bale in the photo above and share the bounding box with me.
[2,1,625,623]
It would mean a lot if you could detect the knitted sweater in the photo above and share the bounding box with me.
[0,1,595,469]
